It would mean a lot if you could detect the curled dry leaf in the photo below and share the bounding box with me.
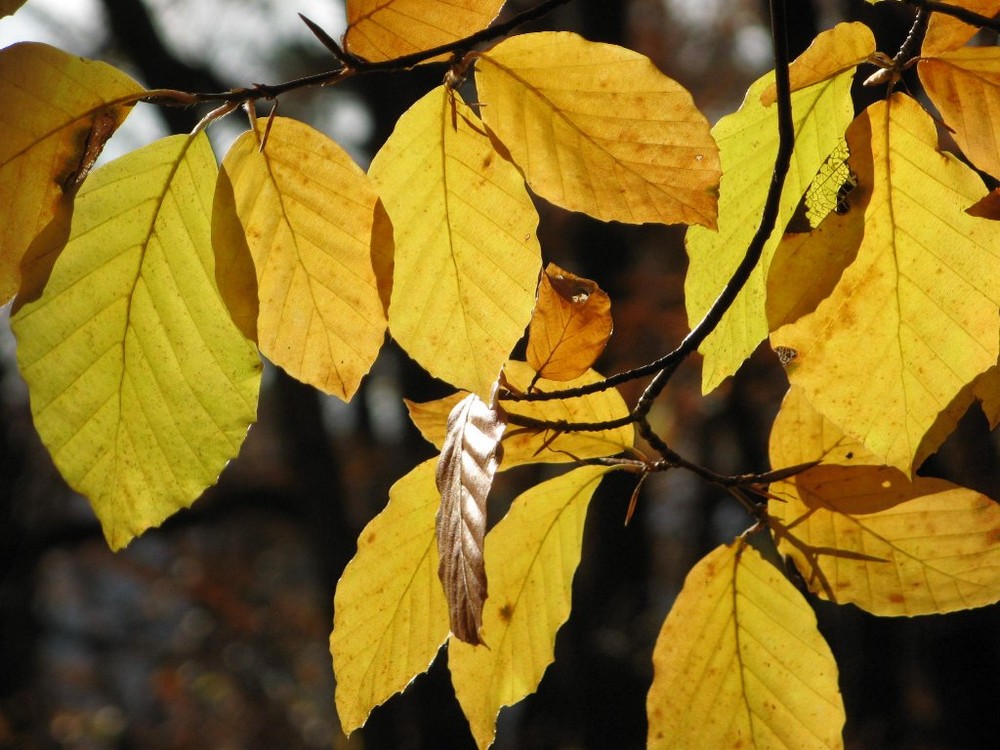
[436,393,507,644]
[526,263,612,382]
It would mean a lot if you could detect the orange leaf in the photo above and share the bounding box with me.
[922,0,1000,56]
[526,263,612,381]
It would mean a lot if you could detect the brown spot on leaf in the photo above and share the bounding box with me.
[498,602,514,622]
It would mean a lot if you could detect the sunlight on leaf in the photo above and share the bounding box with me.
[768,388,1000,616]
[526,263,612,381]
[218,116,386,400]
[920,47,1000,179]
[771,94,1000,471]
[476,31,720,227]
[370,86,541,397]
[0,42,142,305]
[344,0,503,61]
[436,393,507,644]
[12,133,261,550]
[922,0,1000,56]
[405,360,634,466]
[647,538,844,750]
[761,22,875,105]
[331,460,450,734]
[450,465,611,750]
[686,67,854,393]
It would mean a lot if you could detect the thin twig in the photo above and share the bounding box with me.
[903,0,1000,34]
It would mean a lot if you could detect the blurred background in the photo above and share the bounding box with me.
[1,0,999,748]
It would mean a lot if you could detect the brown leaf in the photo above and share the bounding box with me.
[526,263,612,381]
[435,393,507,644]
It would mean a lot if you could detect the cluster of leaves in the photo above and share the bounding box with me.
[3,0,1000,747]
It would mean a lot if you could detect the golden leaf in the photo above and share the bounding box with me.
[771,94,1000,471]
[476,31,720,227]
[449,466,611,750]
[370,86,541,397]
[920,47,1000,179]
[0,42,142,305]
[436,393,507,644]
[217,116,386,399]
[331,460,450,734]
[526,263,612,381]
[686,69,855,393]
[922,0,1000,56]
[344,0,503,62]
[12,134,261,550]
[647,538,844,749]
[769,388,1000,615]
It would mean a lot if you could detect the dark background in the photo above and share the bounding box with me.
[1,0,999,748]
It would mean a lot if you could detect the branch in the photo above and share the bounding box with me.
[142,0,574,106]
[903,0,1000,34]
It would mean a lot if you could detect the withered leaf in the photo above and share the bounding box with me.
[436,393,507,645]
[526,263,612,382]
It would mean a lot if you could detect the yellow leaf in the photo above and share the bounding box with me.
[761,22,875,105]
[766,146,864,330]
[922,0,1000,56]
[686,69,855,393]
[526,262,612,381]
[768,388,1000,615]
[11,133,261,550]
[920,47,1000,179]
[475,31,720,227]
[405,360,634,466]
[647,538,844,750]
[344,0,503,62]
[331,460,450,734]
[771,94,1000,470]
[0,42,142,305]
[449,465,611,750]
[218,116,386,399]
[370,86,541,397]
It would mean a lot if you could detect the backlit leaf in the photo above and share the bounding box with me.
[526,263,612,381]
[449,466,611,750]
[771,94,1000,470]
[331,460,450,734]
[344,0,503,62]
[768,388,1000,615]
[0,42,142,304]
[370,86,541,397]
[922,0,1000,56]
[1,1,27,18]
[760,22,875,105]
[218,116,386,399]
[686,68,854,393]
[920,47,1000,178]
[476,31,720,227]
[647,538,844,749]
[405,360,634,466]
[436,393,507,644]
[12,133,261,550]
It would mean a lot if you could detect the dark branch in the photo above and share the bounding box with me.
[903,0,1000,34]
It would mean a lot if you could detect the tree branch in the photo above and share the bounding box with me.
[903,0,1000,34]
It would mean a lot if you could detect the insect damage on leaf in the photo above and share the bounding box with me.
[436,392,507,645]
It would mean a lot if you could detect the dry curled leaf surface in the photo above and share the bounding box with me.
[436,393,507,644]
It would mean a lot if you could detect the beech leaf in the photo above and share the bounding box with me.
[12,133,261,550]
[771,94,1000,470]
[436,392,507,644]
[475,31,720,227]
[919,47,1000,179]
[768,388,1000,615]
[921,0,1000,56]
[344,0,503,62]
[370,86,541,397]
[647,538,844,749]
[217,116,386,399]
[526,263,612,381]
[1,1,28,17]
[0,42,143,305]
[331,460,450,734]
[449,466,611,750]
